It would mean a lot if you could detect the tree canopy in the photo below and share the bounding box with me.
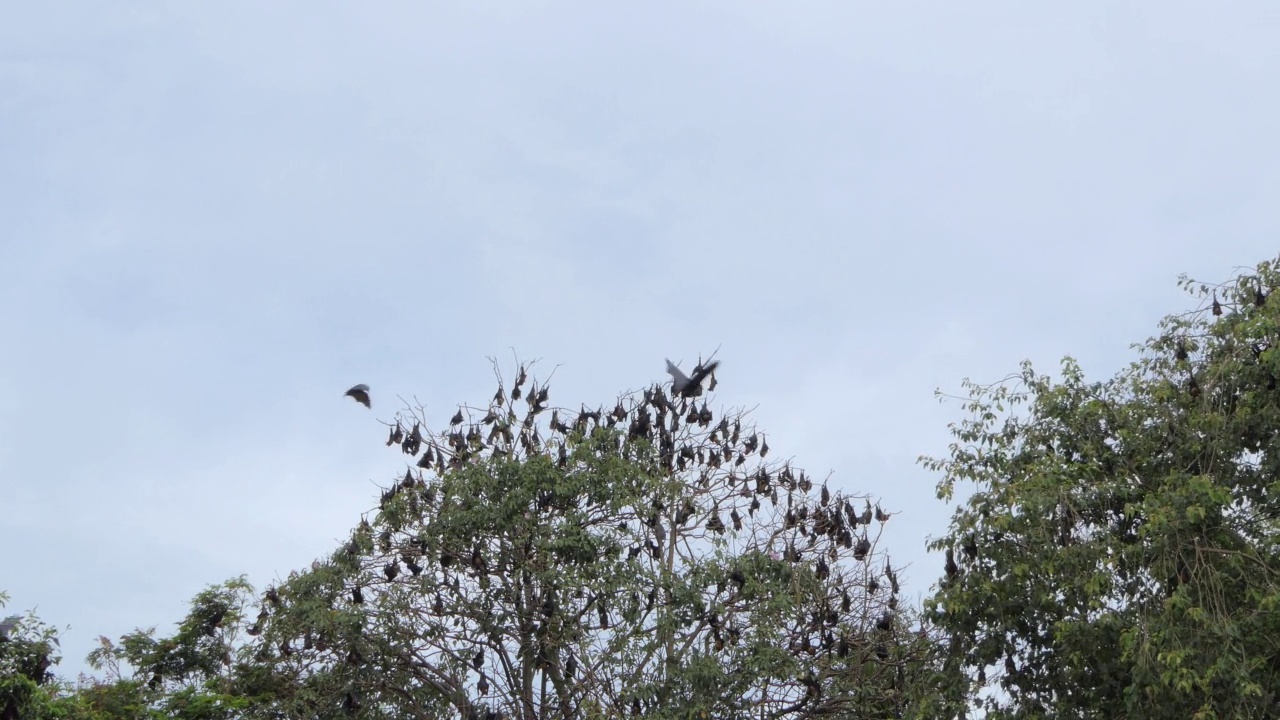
[243,360,930,719]
[1,593,61,720]
[2,359,932,719]
[920,257,1280,718]
[12,256,1280,719]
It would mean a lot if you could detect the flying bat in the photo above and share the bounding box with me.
[345,384,371,408]
[665,358,721,398]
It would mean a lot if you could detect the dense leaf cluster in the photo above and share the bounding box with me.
[921,257,1280,718]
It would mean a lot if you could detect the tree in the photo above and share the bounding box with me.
[78,577,266,720]
[1,580,298,720]
[919,256,1280,718]
[0,593,61,720]
[240,359,938,719]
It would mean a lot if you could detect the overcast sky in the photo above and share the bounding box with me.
[3,2,1279,677]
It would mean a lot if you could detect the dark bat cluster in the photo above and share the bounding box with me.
[1162,274,1276,401]
[258,358,911,718]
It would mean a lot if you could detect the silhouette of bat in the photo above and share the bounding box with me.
[665,358,721,398]
[345,384,371,408]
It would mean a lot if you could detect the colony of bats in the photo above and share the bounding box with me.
[248,358,913,719]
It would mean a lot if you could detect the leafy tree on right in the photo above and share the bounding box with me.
[918,256,1280,719]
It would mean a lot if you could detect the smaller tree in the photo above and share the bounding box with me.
[0,593,61,720]
[1,578,350,720]
[74,577,268,720]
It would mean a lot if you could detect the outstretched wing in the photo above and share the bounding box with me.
[665,359,691,393]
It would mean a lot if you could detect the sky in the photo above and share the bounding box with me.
[3,1,1279,678]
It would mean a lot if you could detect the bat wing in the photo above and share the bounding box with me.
[665,359,690,392]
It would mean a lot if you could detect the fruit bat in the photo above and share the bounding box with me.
[854,535,870,560]
[344,384,371,408]
[1175,338,1189,361]
[665,358,722,398]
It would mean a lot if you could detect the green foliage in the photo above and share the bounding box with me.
[920,256,1280,718]
[48,577,266,720]
[0,594,65,720]
[8,363,940,718]
[243,361,936,718]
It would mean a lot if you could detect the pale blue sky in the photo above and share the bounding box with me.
[3,2,1278,676]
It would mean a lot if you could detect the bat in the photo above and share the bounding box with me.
[344,384,371,408]
[665,358,721,398]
